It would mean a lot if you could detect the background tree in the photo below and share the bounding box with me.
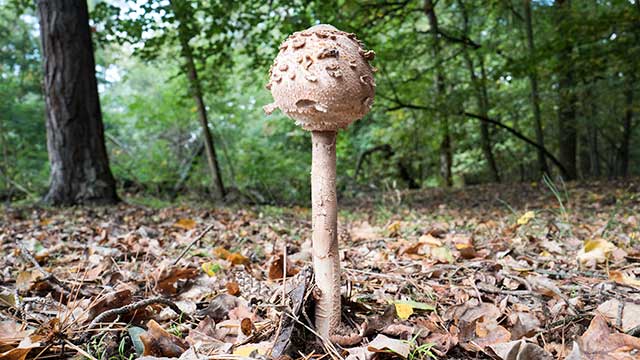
[35,0,118,205]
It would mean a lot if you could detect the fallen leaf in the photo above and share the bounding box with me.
[267,254,299,280]
[577,239,616,266]
[174,218,196,230]
[199,294,242,322]
[156,267,198,295]
[233,342,271,357]
[517,211,535,225]
[240,318,253,336]
[140,320,188,358]
[367,334,410,358]
[566,314,640,359]
[596,299,640,333]
[15,271,41,292]
[394,303,413,320]
[225,281,240,296]
[609,271,640,288]
[488,339,553,360]
[201,262,222,276]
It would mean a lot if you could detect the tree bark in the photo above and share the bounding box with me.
[172,1,226,200]
[36,0,118,205]
[425,0,453,187]
[524,0,550,176]
[555,0,578,180]
[311,131,340,338]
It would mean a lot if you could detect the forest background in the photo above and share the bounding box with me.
[1,0,638,205]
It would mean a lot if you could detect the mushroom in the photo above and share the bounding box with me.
[264,24,375,338]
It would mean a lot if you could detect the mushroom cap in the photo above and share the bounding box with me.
[264,24,376,131]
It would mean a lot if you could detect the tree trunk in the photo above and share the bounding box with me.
[36,0,118,205]
[459,0,500,182]
[555,0,578,180]
[524,0,550,176]
[586,87,601,177]
[618,76,634,177]
[311,131,340,338]
[172,1,226,200]
[425,0,453,187]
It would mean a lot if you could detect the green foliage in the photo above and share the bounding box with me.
[2,0,640,203]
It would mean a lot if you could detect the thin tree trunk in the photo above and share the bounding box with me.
[586,87,601,177]
[523,0,550,176]
[619,75,634,177]
[425,0,453,187]
[172,1,225,200]
[459,0,500,182]
[555,0,578,180]
[311,131,340,338]
[36,0,118,205]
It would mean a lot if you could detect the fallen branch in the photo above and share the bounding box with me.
[87,297,187,331]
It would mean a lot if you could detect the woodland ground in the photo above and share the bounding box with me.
[1,179,640,360]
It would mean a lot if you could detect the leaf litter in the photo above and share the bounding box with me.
[0,180,639,359]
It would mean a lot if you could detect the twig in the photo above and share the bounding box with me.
[173,223,216,265]
[87,297,187,331]
[16,241,70,293]
[17,241,51,278]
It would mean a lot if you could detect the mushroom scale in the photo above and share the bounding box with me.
[265,24,376,131]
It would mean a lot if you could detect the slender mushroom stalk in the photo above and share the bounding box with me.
[264,24,376,338]
[311,130,340,336]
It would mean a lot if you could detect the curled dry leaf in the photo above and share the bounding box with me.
[367,334,410,358]
[140,319,188,358]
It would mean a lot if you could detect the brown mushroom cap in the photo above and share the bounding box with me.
[264,24,376,131]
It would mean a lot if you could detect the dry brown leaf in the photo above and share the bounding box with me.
[566,314,640,359]
[267,254,299,280]
[156,267,199,295]
[140,320,188,358]
[0,347,32,360]
[367,334,410,358]
[225,281,240,296]
[488,339,553,360]
[88,289,132,321]
[596,299,640,333]
[174,218,196,230]
[240,318,253,336]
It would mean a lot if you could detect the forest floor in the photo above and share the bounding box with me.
[1,178,640,360]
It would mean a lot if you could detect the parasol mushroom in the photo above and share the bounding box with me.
[264,24,376,338]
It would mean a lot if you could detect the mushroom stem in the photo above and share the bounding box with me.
[311,130,341,338]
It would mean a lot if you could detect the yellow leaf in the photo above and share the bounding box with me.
[201,262,220,276]
[233,343,269,357]
[517,211,535,225]
[174,218,196,230]
[430,246,454,264]
[394,303,414,320]
[577,239,616,266]
[387,221,402,236]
